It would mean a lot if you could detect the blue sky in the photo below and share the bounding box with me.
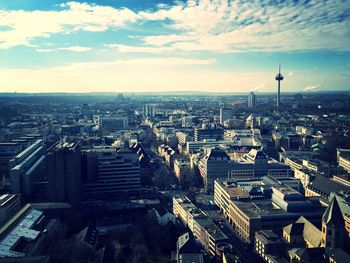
[0,0,349,93]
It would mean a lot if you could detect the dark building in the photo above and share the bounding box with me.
[82,146,141,199]
[194,126,224,141]
[9,139,46,200]
[47,141,82,205]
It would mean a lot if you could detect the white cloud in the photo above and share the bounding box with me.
[58,46,92,52]
[303,85,319,92]
[107,44,173,53]
[1,0,349,52]
[139,0,350,52]
[252,83,265,92]
[0,2,138,49]
[288,72,294,77]
[64,57,215,69]
[35,46,92,52]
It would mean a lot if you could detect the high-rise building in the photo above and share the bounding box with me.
[82,146,140,198]
[275,63,284,109]
[248,92,256,108]
[9,139,46,199]
[0,143,22,178]
[143,104,157,118]
[220,107,232,125]
[47,141,82,205]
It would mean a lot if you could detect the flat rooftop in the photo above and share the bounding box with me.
[232,200,288,219]
[0,205,43,257]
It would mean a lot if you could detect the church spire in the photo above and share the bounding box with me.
[322,197,344,227]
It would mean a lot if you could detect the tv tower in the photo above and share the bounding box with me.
[275,63,284,109]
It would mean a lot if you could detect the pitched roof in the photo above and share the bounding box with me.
[295,247,325,262]
[208,149,230,160]
[283,216,322,247]
[328,248,350,263]
[322,197,345,227]
[308,175,350,196]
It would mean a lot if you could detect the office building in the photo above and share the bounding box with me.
[194,125,224,141]
[224,184,325,243]
[9,139,46,199]
[143,104,157,118]
[47,141,82,205]
[0,194,21,227]
[214,176,303,218]
[199,149,292,192]
[94,115,128,133]
[248,92,256,108]
[0,204,61,258]
[220,108,232,125]
[173,196,229,255]
[255,230,285,262]
[245,114,260,129]
[0,143,22,178]
[182,116,193,128]
[82,147,140,198]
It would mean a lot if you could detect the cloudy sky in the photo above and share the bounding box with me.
[0,0,349,93]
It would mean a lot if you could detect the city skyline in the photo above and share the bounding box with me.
[0,0,349,93]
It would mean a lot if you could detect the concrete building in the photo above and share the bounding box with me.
[214,176,303,218]
[337,148,350,173]
[220,108,232,125]
[174,158,191,184]
[304,174,350,199]
[279,151,325,174]
[82,147,140,198]
[185,134,262,155]
[0,143,22,178]
[47,141,82,205]
[0,204,61,258]
[194,126,224,142]
[0,194,21,227]
[182,116,193,128]
[248,92,256,109]
[176,131,193,145]
[199,149,292,192]
[9,139,46,199]
[143,104,157,118]
[224,185,325,243]
[172,196,229,255]
[255,230,285,262]
[95,115,128,132]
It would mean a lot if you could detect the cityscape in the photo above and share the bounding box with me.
[1,1,350,263]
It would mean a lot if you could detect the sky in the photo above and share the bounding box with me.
[0,0,349,93]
